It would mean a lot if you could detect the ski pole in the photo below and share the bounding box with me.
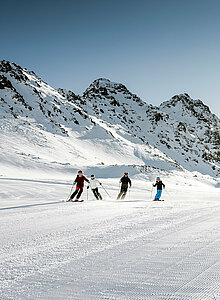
[66,181,75,201]
[164,188,171,197]
[87,187,88,201]
[150,185,154,200]
[101,185,111,197]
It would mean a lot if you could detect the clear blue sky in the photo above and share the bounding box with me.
[1,0,220,117]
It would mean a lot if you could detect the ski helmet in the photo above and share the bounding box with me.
[124,172,128,175]
[156,177,160,181]
[78,170,83,174]
[91,174,95,179]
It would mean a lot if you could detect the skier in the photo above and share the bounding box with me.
[117,172,131,200]
[68,170,89,202]
[87,175,103,200]
[153,177,165,201]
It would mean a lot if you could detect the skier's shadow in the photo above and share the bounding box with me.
[0,201,63,211]
[117,200,150,203]
[0,177,71,186]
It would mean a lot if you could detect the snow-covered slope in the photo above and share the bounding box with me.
[0,61,180,178]
[59,78,220,177]
[0,60,219,178]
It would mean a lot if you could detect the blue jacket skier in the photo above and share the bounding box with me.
[153,177,165,201]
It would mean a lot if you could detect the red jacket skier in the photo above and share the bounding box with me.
[68,171,89,201]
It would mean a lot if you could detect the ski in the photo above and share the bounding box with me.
[153,199,165,201]
[66,199,84,202]
[72,200,84,202]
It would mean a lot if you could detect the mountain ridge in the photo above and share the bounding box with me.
[0,60,219,178]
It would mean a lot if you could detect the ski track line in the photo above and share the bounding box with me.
[1,203,220,299]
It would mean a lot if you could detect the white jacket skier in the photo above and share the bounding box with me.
[88,175,103,200]
[89,178,101,189]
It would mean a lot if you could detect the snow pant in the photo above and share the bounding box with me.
[117,185,128,200]
[71,186,83,200]
[155,190,162,200]
[92,188,102,200]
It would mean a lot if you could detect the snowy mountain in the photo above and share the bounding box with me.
[0,60,219,178]
[160,94,220,171]
[59,78,220,177]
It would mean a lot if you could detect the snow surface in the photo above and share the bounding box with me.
[0,174,220,300]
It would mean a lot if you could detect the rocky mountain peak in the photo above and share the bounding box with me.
[0,60,29,83]
[82,77,145,111]
[83,78,132,98]
[161,93,194,108]
[160,93,217,125]
[0,60,17,73]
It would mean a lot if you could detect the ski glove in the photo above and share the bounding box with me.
[87,186,89,189]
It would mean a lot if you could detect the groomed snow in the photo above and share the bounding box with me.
[0,175,219,300]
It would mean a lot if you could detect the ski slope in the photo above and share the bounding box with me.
[0,176,220,300]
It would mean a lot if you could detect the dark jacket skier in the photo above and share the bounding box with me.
[153,177,165,200]
[117,172,131,200]
[68,170,89,201]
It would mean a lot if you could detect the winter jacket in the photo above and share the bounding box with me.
[89,178,101,189]
[153,180,165,190]
[120,176,131,187]
[74,175,89,188]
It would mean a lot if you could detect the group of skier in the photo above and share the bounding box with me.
[67,170,165,202]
